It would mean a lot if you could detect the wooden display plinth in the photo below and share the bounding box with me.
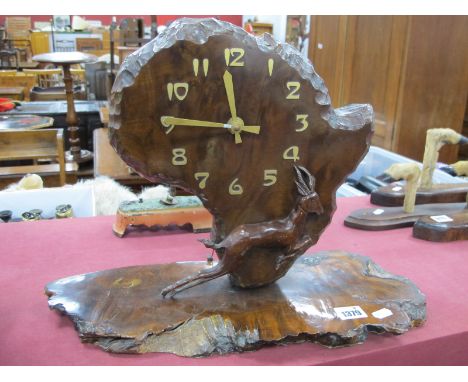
[45,251,426,357]
[413,209,468,242]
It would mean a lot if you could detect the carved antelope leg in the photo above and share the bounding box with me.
[421,128,468,189]
[161,263,229,298]
[276,235,313,269]
[385,163,421,213]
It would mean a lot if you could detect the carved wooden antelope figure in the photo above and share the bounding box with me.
[161,165,324,298]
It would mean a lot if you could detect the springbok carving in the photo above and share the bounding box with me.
[161,165,324,297]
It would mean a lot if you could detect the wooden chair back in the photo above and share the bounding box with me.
[23,68,62,87]
[0,73,36,100]
[76,38,103,52]
[0,129,66,186]
[0,70,18,77]
[5,17,32,62]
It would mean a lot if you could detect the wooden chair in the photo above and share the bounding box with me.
[23,68,62,88]
[24,68,87,101]
[0,70,18,76]
[4,17,32,63]
[76,38,103,52]
[0,129,78,188]
[0,73,36,101]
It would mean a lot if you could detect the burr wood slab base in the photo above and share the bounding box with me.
[44,251,425,357]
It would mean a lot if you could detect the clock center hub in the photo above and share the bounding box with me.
[227,117,244,134]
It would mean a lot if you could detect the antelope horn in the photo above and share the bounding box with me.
[294,165,316,192]
[295,180,308,196]
[293,165,310,192]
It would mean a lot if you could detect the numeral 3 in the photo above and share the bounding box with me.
[295,114,309,132]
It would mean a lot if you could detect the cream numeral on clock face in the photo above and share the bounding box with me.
[263,169,277,186]
[229,178,243,195]
[194,172,209,189]
[225,48,245,67]
[193,58,209,77]
[286,81,301,99]
[172,148,187,165]
[283,146,300,162]
[295,114,309,132]
[268,58,274,76]
[167,82,189,101]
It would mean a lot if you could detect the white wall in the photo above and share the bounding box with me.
[242,15,287,43]
[242,15,310,57]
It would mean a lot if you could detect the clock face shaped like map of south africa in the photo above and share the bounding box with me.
[109,18,373,293]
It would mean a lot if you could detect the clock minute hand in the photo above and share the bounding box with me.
[223,70,237,119]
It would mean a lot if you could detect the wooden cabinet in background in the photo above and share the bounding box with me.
[309,15,468,163]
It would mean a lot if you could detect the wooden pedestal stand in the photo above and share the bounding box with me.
[345,163,466,230]
[45,251,426,357]
[32,52,97,164]
[371,128,468,206]
[413,193,468,242]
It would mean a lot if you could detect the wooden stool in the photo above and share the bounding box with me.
[113,196,212,237]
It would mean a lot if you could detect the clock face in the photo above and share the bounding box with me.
[110,19,372,242]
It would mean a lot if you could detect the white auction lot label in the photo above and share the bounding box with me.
[372,308,393,319]
[430,215,453,223]
[334,306,368,320]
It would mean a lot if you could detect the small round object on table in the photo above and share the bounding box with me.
[56,204,73,219]
[0,210,13,223]
[22,211,41,221]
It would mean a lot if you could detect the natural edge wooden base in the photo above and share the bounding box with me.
[371,183,468,207]
[45,251,426,357]
[345,203,465,231]
[413,209,468,242]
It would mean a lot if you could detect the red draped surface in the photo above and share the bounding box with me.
[0,196,467,365]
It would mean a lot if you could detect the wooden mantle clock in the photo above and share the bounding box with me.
[109,18,373,295]
[45,19,426,357]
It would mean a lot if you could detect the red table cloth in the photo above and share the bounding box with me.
[0,196,467,365]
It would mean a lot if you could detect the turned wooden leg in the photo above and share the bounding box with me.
[161,264,228,298]
[62,64,93,163]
